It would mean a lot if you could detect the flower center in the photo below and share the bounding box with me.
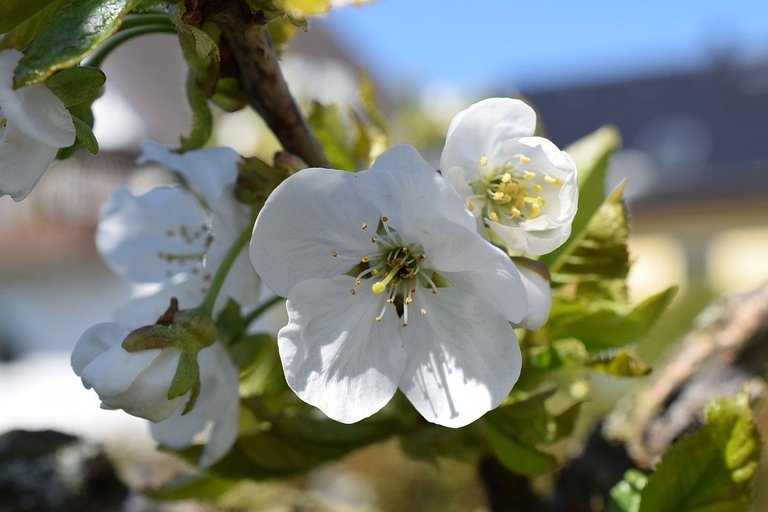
[335,216,441,327]
[470,155,562,225]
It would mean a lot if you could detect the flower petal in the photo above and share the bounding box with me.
[150,342,239,467]
[357,144,476,237]
[279,276,406,423]
[71,322,131,375]
[97,186,209,284]
[0,122,59,200]
[441,98,536,182]
[0,50,75,148]
[415,218,527,323]
[113,276,207,326]
[516,263,552,331]
[138,140,241,208]
[250,168,382,298]
[399,288,522,428]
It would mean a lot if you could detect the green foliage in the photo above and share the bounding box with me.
[609,470,647,512]
[70,116,99,154]
[170,5,220,150]
[638,391,761,512]
[541,125,621,268]
[483,390,581,476]
[0,1,68,50]
[308,101,356,171]
[0,0,58,33]
[14,0,140,86]
[146,473,239,501]
[46,66,105,108]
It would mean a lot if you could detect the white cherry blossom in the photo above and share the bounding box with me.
[0,49,76,201]
[441,98,578,255]
[71,321,239,467]
[97,140,260,322]
[250,144,533,428]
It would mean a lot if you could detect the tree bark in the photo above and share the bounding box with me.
[200,0,329,168]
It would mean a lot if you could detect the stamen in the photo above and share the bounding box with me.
[511,207,522,218]
[489,212,499,222]
[361,256,369,264]
[523,171,536,180]
[467,200,475,212]
[421,273,439,295]
[519,155,532,164]
[330,251,338,257]
[479,156,488,166]
[533,183,543,192]
[361,223,368,230]
[420,308,428,316]
[501,173,512,183]
[350,289,356,295]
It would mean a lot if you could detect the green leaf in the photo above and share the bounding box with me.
[46,66,105,108]
[483,390,581,476]
[485,424,558,476]
[609,470,647,512]
[14,0,140,86]
[0,0,57,33]
[638,391,762,512]
[71,115,99,154]
[0,1,69,51]
[145,473,238,501]
[546,287,677,352]
[551,181,630,301]
[308,101,356,171]
[588,348,652,377]
[541,125,621,268]
[167,352,200,400]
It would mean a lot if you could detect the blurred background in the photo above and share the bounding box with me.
[1,0,768,509]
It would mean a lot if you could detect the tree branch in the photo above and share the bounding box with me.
[201,0,329,168]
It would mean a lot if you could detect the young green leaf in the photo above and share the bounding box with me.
[0,0,58,33]
[46,66,106,108]
[609,470,647,512]
[71,116,99,154]
[14,0,140,86]
[308,101,356,171]
[638,391,762,512]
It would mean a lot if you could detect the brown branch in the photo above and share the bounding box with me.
[200,0,329,168]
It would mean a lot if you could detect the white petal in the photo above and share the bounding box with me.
[358,144,476,237]
[279,276,406,423]
[97,186,209,283]
[250,168,382,298]
[71,322,131,375]
[0,50,75,148]
[399,288,522,428]
[148,343,238,455]
[138,140,241,208]
[0,122,59,201]
[488,219,572,256]
[441,98,536,182]
[105,348,184,422]
[206,200,261,309]
[415,218,527,323]
[516,264,552,331]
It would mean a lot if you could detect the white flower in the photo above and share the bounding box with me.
[72,322,239,467]
[0,49,76,201]
[441,98,578,255]
[97,140,260,323]
[250,144,531,428]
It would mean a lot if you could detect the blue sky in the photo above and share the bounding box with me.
[325,0,768,93]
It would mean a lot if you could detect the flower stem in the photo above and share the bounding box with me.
[199,221,254,315]
[242,295,284,326]
[84,24,176,68]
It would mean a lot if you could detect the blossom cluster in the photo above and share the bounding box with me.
[52,96,576,465]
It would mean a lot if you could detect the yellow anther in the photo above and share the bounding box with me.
[489,212,499,222]
[330,251,338,257]
[479,156,488,166]
[501,173,512,183]
[544,176,557,184]
[361,257,369,263]
[375,316,382,323]
[523,171,536,180]
[519,155,532,164]
[511,207,522,218]
[515,197,526,208]
[530,204,541,218]
[420,308,428,316]
[355,279,362,286]
[506,182,519,194]
[350,289,357,295]
[381,216,389,222]
[361,223,368,230]
[467,199,475,212]
[533,183,543,193]
[555,178,564,188]
[492,191,505,201]
[405,296,413,304]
